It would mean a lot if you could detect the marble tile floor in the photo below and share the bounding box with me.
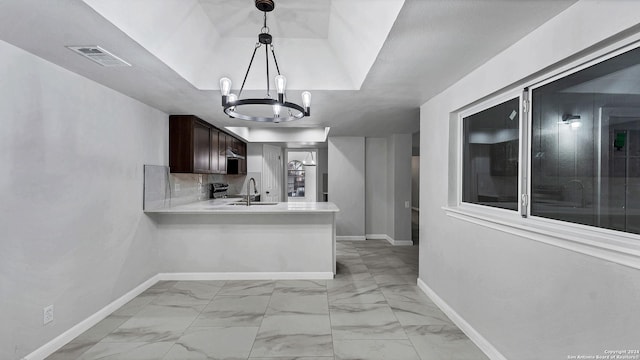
[46,240,488,360]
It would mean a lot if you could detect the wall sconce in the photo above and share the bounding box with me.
[561,114,582,129]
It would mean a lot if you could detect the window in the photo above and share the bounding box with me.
[462,97,520,211]
[530,46,640,235]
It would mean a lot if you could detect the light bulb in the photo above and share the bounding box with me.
[301,91,311,108]
[219,77,232,96]
[275,75,287,94]
[273,104,281,117]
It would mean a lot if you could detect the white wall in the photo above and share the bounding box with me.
[0,40,168,359]
[328,137,365,238]
[365,138,387,235]
[420,1,640,359]
[246,143,263,173]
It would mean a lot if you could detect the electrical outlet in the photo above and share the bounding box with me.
[405,201,410,209]
[174,183,181,192]
[43,305,54,325]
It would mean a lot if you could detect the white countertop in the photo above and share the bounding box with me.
[145,198,340,214]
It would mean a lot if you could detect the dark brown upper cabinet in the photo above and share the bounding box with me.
[227,135,247,175]
[170,115,208,173]
[218,131,227,174]
[169,115,245,174]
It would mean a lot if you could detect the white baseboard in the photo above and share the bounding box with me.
[158,272,334,280]
[365,234,388,240]
[336,235,366,241]
[23,275,160,360]
[416,278,507,360]
[366,234,413,246]
[23,270,336,360]
[390,239,414,246]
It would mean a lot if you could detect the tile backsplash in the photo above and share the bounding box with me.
[170,173,217,206]
[143,165,260,210]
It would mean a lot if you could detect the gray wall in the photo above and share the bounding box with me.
[412,156,420,209]
[317,147,328,202]
[0,40,167,359]
[365,135,412,241]
[365,138,388,235]
[412,132,420,209]
[387,134,412,241]
[419,2,640,358]
[328,137,365,237]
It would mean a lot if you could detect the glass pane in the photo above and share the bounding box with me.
[531,46,640,234]
[462,97,520,210]
[287,160,305,197]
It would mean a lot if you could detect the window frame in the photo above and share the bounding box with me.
[457,89,525,218]
[447,38,640,270]
[525,42,640,241]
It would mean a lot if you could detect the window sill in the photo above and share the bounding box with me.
[443,206,640,270]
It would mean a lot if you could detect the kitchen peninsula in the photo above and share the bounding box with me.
[145,199,339,279]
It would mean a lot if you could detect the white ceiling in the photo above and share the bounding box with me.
[0,0,578,138]
[80,0,404,91]
[199,0,332,39]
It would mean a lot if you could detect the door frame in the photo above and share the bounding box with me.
[285,148,319,202]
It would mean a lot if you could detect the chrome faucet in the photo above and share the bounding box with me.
[247,177,258,206]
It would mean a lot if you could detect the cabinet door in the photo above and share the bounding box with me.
[232,137,241,154]
[218,133,227,174]
[240,142,247,174]
[210,129,219,172]
[193,122,211,173]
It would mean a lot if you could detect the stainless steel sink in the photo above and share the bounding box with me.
[227,202,279,206]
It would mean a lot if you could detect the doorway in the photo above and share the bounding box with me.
[286,149,318,202]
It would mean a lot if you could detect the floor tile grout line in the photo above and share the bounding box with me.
[246,281,275,358]
[160,280,226,360]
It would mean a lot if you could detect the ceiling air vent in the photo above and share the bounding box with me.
[66,46,131,67]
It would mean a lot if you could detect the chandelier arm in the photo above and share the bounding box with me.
[270,45,281,76]
[238,43,261,98]
[271,45,283,102]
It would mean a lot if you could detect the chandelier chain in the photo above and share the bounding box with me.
[265,43,270,97]
[264,11,271,97]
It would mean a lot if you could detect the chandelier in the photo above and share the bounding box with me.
[219,0,311,123]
